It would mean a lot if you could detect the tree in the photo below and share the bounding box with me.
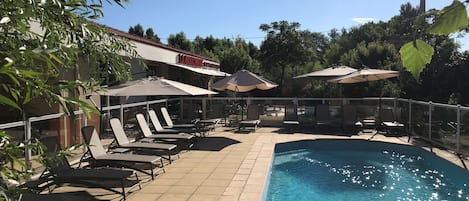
[145,28,161,43]
[219,38,260,73]
[0,0,139,198]
[128,23,144,37]
[258,21,318,95]
[168,32,192,51]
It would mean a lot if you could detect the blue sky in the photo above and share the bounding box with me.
[96,0,468,50]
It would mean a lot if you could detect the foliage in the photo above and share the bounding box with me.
[0,0,139,199]
[144,28,161,42]
[167,32,193,51]
[258,21,320,94]
[129,24,160,42]
[399,0,468,79]
[128,23,144,37]
[399,39,434,79]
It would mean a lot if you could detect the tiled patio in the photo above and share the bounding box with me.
[51,127,469,201]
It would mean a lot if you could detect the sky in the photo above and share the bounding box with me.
[96,0,469,50]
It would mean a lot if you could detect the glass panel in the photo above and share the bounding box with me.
[431,106,457,148]
[411,103,429,139]
[459,109,469,155]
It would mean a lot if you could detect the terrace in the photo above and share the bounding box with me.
[2,97,469,200]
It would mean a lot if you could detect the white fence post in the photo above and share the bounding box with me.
[24,117,32,170]
[408,99,412,135]
[429,101,432,140]
[457,105,461,151]
[202,98,207,119]
[120,104,124,124]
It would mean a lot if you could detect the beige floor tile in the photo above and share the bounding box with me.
[236,168,252,175]
[228,180,246,187]
[166,186,198,194]
[223,186,244,196]
[239,192,262,201]
[194,186,226,195]
[140,185,171,194]
[157,172,187,179]
[219,195,240,201]
[190,167,216,174]
[208,173,235,180]
[127,192,162,201]
[187,194,220,201]
[232,174,249,181]
[151,178,180,186]
[242,184,264,193]
[182,173,210,180]
[201,179,232,186]
[156,194,190,201]
[211,168,238,174]
[167,167,194,173]
[174,178,205,186]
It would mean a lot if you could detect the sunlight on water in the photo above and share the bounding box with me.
[265,142,469,201]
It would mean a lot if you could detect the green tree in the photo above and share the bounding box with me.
[168,32,193,51]
[0,0,139,198]
[258,21,318,95]
[218,38,259,73]
[129,23,144,37]
[145,28,161,42]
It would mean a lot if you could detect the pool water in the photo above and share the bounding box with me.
[264,140,469,201]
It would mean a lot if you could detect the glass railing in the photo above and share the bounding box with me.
[1,97,469,171]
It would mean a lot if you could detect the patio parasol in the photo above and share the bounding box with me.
[293,65,358,97]
[212,69,278,120]
[91,76,217,135]
[212,69,278,92]
[327,68,399,84]
[328,68,400,125]
[97,76,217,96]
[293,65,358,79]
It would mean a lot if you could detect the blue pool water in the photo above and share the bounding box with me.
[264,139,469,201]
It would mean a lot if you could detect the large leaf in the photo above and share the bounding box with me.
[0,94,20,110]
[428,0,468,35]
[399,40,435,80]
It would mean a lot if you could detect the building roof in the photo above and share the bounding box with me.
[95,22,218,63]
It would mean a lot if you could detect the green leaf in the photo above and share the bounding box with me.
[399,40,435,80]
[0,95,20,110]
[49,54,64,65]
[428,0,468,35]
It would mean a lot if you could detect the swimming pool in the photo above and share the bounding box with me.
[264,139,469,201]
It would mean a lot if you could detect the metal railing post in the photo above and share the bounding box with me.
[180,99,184,120]
[457,105,461,151]
[24,117,32,170]
[408,99,412,135]
[429,101,432,140]
[120,104,124,124]
[202,98,207,119]
[146,102,150,114]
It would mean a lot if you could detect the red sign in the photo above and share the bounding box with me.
[178,54,203,67]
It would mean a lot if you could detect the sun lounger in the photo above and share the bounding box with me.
[109,118,178,163]
[316,104,333,126]
[158,108,210,136]
[81,126,165,180]
[160,107,197,129]
[40,136,140,200]
[136,113,194,149]
[238,104,261,131]
[283,104,300,129]
[379,108,405,134]
[148,110,191,134]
